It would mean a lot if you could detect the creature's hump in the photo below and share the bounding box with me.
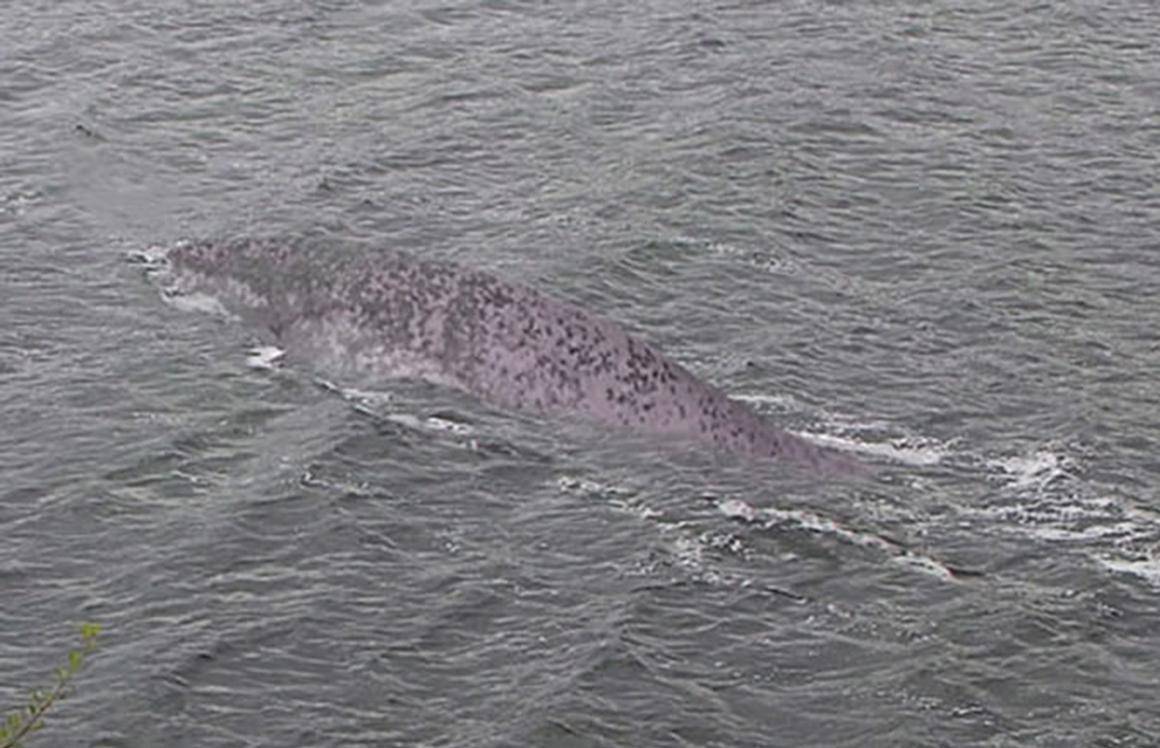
[163,238,865,475]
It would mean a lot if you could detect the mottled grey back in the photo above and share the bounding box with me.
[166,238,864,475]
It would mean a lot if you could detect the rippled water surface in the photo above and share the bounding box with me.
[3,1,1159,746]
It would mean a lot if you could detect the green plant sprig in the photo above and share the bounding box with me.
[0,623,101,748]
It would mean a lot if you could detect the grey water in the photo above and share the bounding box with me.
[2,1,1158,746]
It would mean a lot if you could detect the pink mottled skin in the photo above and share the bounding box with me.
[166,238,867,476]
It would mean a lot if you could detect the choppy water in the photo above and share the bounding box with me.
[3,1,1159,746]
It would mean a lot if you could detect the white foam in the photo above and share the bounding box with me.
[1018,521,1136,543]
[798,431,947,466]
[553,474,757,587]
[129,244,171,269]
[420,416,474,435]
[733,392,799,410]
[381,413,425,431]
[891,553,956,581]
[556,475,620,496]
[713,496,958,581]
[716,497,759,522]
[245,345,285,369]
[163,291,233,317]
[963,490,1112,525]
[1122,501,1160,525]
[1097,553,1160,587]
[986,450,1076,491]
[961,442,1160,586]
[735,393,950,467]
[704,241,794,274]
[555,475,658,518]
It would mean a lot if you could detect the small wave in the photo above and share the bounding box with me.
[553,474,809,596]
[556,475,657,520]
[713,496,963,581]
[319,381,477,437]
[970,490,1160,570]
[3,188,44,216]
